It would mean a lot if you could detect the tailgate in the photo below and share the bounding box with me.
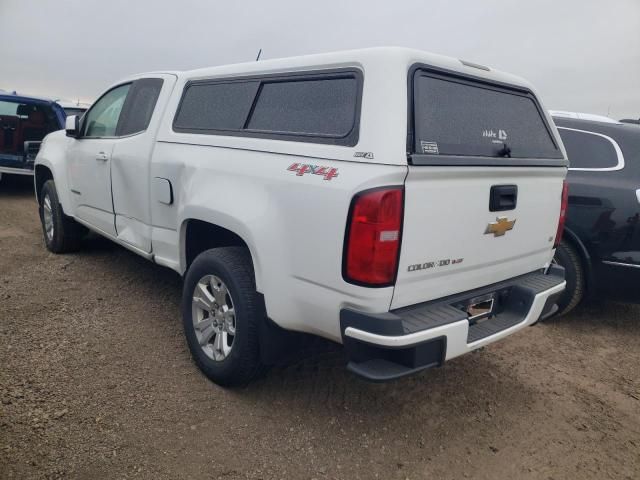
[392,65,568,309]
[391,166,564,309]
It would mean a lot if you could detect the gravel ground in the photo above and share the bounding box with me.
[1,175,639,480]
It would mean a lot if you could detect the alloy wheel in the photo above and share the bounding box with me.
[43,194,54,241]
[191,274,236,361]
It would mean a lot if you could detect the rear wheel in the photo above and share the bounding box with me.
[39,179,85,253]
[552,240,585,316]
[182,247,264,387]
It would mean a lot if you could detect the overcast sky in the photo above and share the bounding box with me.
[1,0,638,119]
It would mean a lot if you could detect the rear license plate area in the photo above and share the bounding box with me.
[453,287,511,325]
[466,297,494,321]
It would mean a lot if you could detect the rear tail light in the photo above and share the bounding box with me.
[343,187,404,286]
[554,180,569,248]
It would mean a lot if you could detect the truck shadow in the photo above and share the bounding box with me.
[76,232,183,288]
[238,346,539,433]
[548,300,640,332]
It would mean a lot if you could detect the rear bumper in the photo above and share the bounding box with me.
[340,267,566,381]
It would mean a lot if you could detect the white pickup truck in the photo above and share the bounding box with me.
[34,47,568,386]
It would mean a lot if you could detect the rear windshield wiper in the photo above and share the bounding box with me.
[496,143,512,158]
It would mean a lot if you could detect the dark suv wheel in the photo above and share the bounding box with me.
[552,240,585,316]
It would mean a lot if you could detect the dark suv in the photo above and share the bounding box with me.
[552,116,640,314]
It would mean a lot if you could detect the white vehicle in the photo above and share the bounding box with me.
[34,48,568,386]
[56,99,91,119]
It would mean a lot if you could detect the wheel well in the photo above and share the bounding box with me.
[184,220,249,269]
[34,165,53,202]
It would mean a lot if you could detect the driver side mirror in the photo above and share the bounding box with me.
[65,115,80,138]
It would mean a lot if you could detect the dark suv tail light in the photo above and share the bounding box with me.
[343,187,404,286]
[554,180,569,248]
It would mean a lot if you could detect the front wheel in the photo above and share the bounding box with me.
[182,247,265,387]
[39,179,85,253]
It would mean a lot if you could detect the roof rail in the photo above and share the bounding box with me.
[549,110,620,124]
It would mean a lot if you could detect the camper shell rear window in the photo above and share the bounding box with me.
[409,67,564,164]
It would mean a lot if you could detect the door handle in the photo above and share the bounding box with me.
[95,152,109,162]
[489,185,518,212]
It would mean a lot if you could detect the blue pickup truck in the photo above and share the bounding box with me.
[0,92,68,178]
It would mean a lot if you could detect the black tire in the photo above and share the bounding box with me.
[39,179,85,253]
[182,247,265,387]
[552,239,585,316]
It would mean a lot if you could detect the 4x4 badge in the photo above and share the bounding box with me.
[485,217,516,237]
[287,163,338,181]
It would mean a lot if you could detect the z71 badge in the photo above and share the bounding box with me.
[287,163,339,181]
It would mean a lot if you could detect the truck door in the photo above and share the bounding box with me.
[110,74,177,253]
[67,83,131,236]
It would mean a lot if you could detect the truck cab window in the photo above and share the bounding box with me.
[117,78,164,136]
[83,84,130,137]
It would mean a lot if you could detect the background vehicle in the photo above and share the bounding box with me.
[0,92,66,178]
[552,115,640,314]
[34,48,567,386]
[550,110,619,124]
[56,99,90,118]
